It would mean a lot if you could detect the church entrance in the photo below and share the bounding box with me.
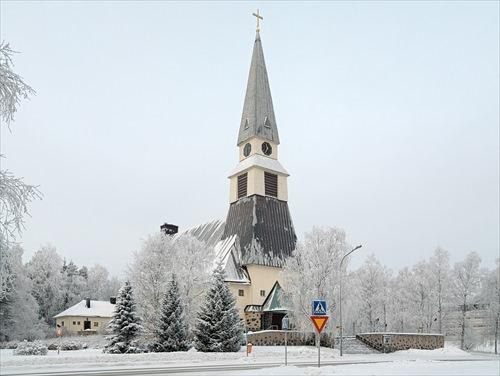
[262,311,286,330]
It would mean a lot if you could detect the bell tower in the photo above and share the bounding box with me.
[221,24,296,268]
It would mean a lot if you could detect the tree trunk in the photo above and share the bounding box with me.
[495,316,498,355]
[460,304,466,350]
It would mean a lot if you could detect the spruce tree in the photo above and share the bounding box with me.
[194,265,243,352]
[105,281,142,354]
[157,274,190,352]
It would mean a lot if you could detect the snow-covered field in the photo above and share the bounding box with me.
[1,344,498,375]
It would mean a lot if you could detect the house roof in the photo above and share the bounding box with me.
[53,300,115,318]
[237,31,280,146]
[261,281,288,312]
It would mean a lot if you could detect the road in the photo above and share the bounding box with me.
[2,356,498,376]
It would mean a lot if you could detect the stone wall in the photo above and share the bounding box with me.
[246,330,334,346]
[245,312,262,331]
[357,333,444,352]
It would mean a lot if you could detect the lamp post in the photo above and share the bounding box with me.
[339,244,362,357]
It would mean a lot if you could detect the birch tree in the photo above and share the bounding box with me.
[452,252,481,349]
[282,226,348,330]
[0,42,39,247]
[428,247,451,333]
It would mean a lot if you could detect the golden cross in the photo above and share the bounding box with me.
[252,9,263,32]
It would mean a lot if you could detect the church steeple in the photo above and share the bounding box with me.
[237,31,280,146]
[220,22,296,268]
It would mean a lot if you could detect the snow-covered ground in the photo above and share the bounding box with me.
[231,360,499,376]
[1,344,498,375]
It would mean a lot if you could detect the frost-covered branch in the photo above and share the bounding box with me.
[0,42,35,127]
[0,167,41,241]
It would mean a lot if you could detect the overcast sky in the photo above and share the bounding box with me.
[1,1,498,276]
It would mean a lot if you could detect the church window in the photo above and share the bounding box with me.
[237,173,248,199]
[238,289,244,297]
[260,290,266,297]
[264,172,278,197]
[244,118,249,129]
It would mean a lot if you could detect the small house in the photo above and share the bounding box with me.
[54,298,116,335]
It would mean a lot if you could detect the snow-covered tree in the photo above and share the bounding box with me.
[60,260,86,310]
[353,254,392,332]
[128,232,213,334]
[410,261,435,332]
[390,267,416,332]
[156,274,190,352]
[194,265,243,352]
[452,252,482,349]
[479,259,499,354]
[282,227,348,330]
[105,281,142,354]
[0,42,35,126]
[0,42,39,247]
[0,244,46,341]
[84,264,121,300]
[428,247,451,333]
[26,245,63,325]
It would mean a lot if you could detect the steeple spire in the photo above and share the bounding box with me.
[237,28,280,146]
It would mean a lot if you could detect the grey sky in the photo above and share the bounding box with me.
[1,1,498,275]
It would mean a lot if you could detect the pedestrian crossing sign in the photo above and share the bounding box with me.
[312,300,327,315]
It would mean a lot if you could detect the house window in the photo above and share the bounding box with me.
[94,322,98,327]
[73,321,76,325]
[264,172,278,197]
[260,290,266,297]
[238,289,244,297]
[61,321,64,327]
[237,173,248,199]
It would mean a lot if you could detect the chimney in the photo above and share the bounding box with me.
[160,223,178,236]
[85,297,91,308]
[110,297,116,305]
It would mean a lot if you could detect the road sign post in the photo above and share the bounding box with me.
[310,300,329,368]
[282,315,290,366]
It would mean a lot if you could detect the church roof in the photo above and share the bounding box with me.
[229,153,289,178]
[237,31,280,146]
[221,195,296,267]
[177,219,250,283]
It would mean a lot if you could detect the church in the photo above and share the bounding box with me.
[164,18,296,332]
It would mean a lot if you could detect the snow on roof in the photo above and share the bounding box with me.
[228,154,289,177]
[53,300,115,318]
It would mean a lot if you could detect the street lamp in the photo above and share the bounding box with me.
[339,244,362,357]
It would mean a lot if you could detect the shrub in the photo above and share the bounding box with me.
[13,340,48,356]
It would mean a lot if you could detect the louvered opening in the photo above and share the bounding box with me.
[264,116,271,128]
[237,173,248,199]
[264,172,278,197]
[244,118,249,129]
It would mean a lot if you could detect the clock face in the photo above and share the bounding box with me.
[261,142,272,156]
[243,143,252,157]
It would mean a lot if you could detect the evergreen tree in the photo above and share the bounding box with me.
[156,274,190,352]
[105,281,142,354]
[194,265,243,352]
